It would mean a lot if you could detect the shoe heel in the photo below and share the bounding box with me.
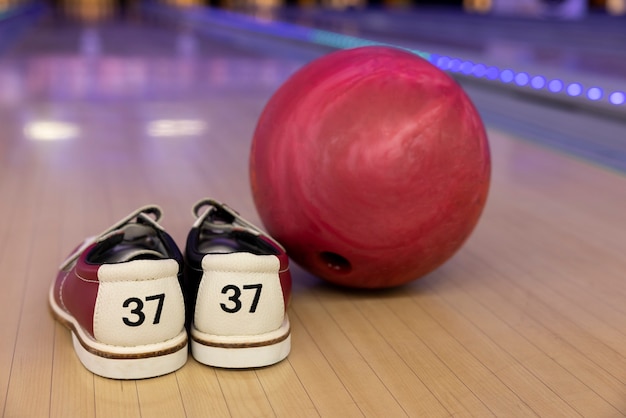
[70,329,188,380]
[190,316,290,368]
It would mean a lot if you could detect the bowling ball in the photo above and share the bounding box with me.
[249,46,490,288]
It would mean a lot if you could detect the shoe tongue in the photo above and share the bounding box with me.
[107,248,165,262]
[123,223,153,240]
[60,206,165,269]
[98,221,153,243]
[98,231,125,249]
[89,232,125,262]
[92,224,165,263]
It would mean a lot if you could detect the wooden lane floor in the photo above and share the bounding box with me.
[1,16,625,418]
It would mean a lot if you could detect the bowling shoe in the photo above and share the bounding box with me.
[49,206,188,379]
[184,198,292,368]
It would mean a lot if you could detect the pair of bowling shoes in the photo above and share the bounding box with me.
[49,198,291,379]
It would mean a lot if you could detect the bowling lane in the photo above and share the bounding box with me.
[2,8,626,417]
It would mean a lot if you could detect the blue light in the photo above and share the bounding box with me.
[170,11,622,110]
[437,56,450,69]
[515,72,529,86]
[567,83,583,97]
[500,69,514,83]
[609,91,625,105]
[460,61,473,75]
[450,59,462,72]
[472,63,486,78]
[586,87,603,101]
[485,67,499,80]
[531,76,546,89]
[548,79,564,93]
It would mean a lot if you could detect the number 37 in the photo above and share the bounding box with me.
[221,284,263,314]
[122,294,165,327]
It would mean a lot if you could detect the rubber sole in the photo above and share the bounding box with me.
[49,285,188,379]
[190,316,291,368]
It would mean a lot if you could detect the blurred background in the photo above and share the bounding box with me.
[1,0,625,25]
[2,0,624,172]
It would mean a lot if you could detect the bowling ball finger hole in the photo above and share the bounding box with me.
[319,252,352,274]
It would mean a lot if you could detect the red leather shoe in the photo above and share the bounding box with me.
[49,206,188,379]
[184,199,292,368]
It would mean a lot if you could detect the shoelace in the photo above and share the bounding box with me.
[59,205,163,270]
[192,198,285,251]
